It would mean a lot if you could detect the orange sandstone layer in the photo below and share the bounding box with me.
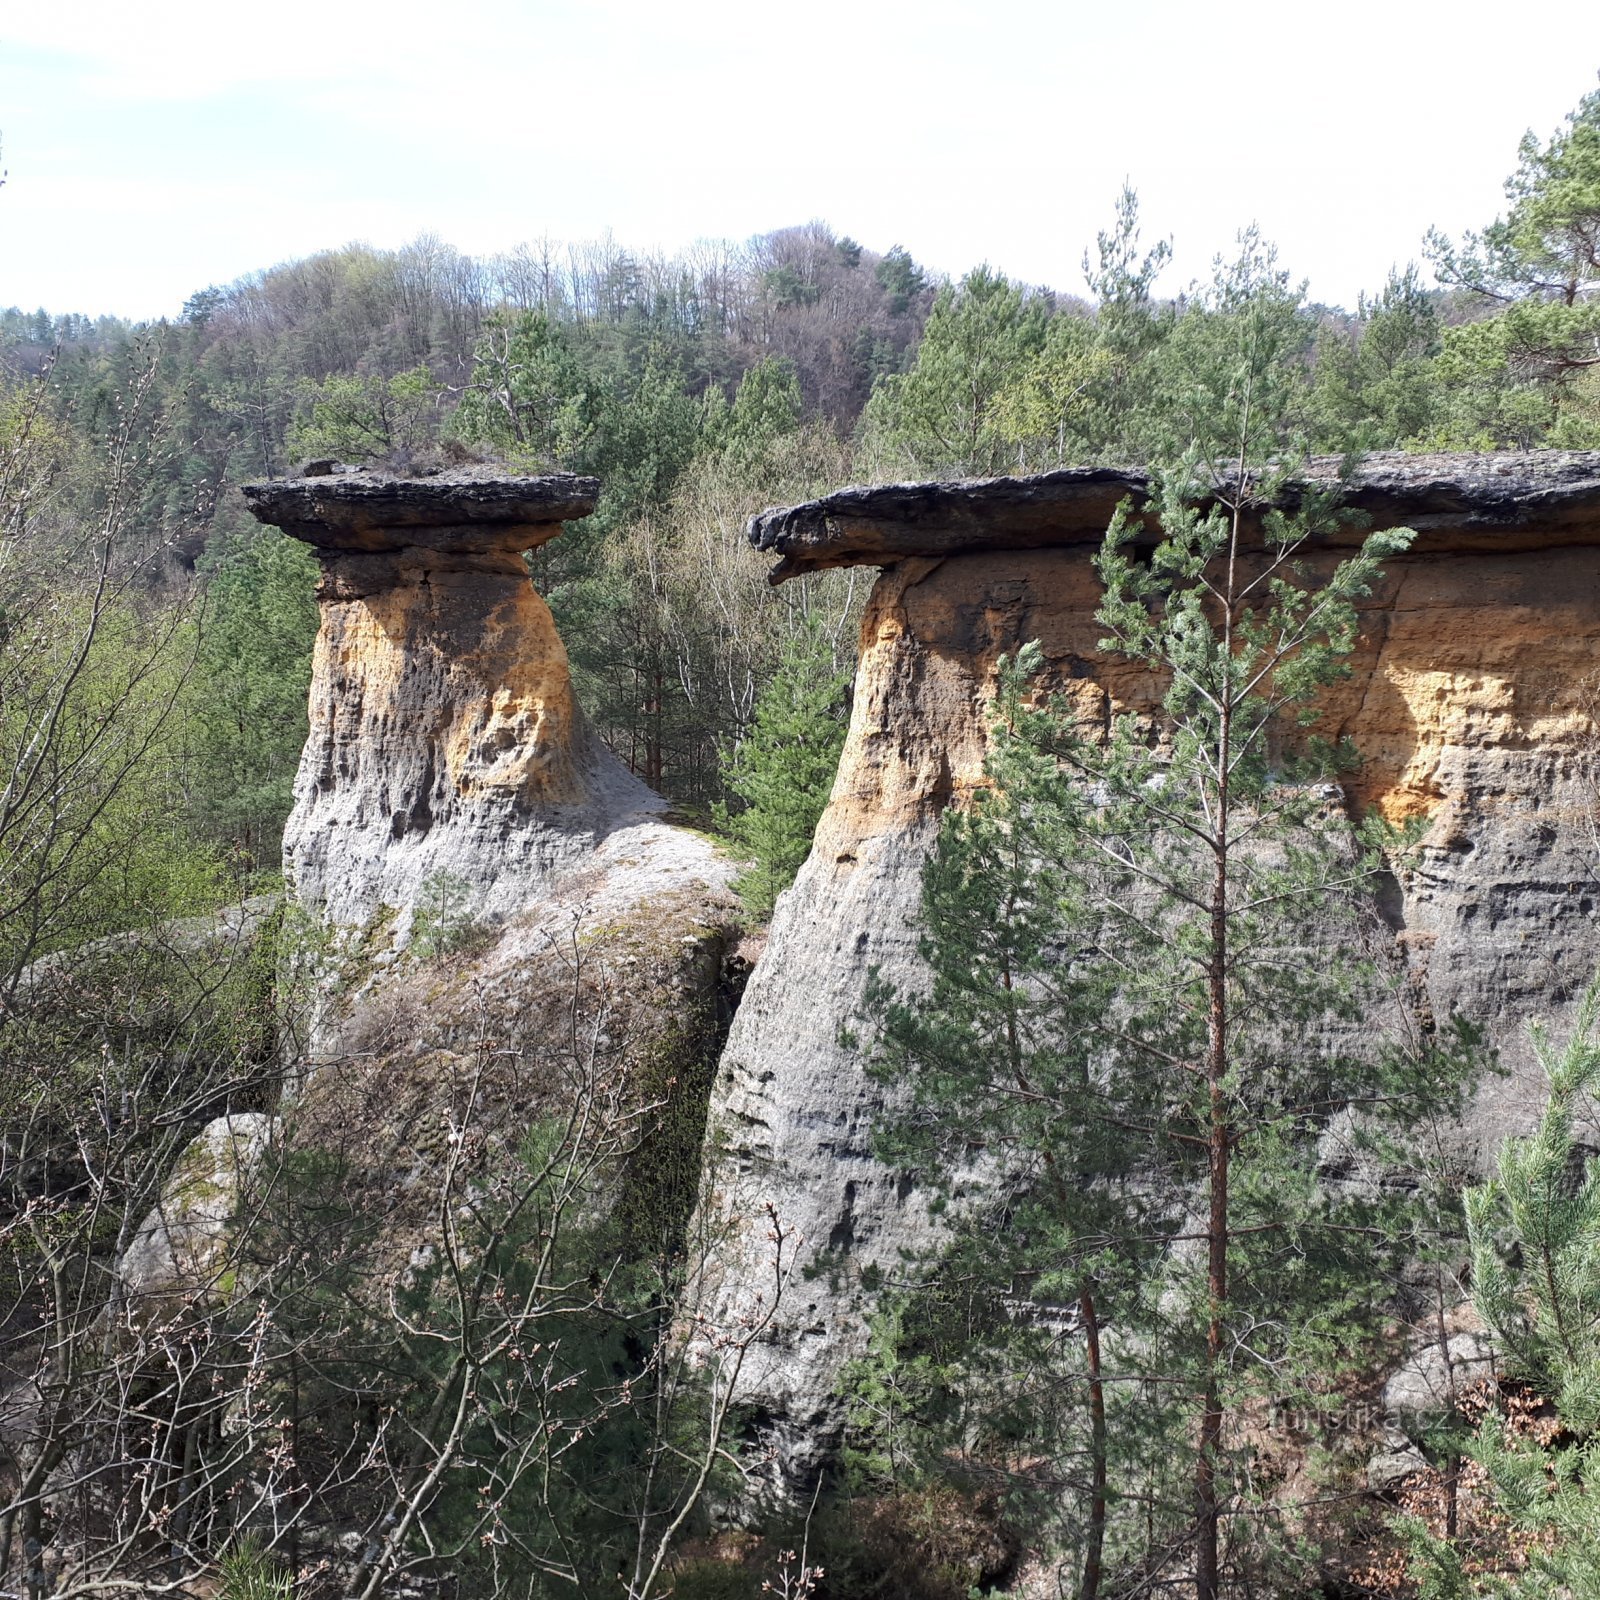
[700,454,1600,1495]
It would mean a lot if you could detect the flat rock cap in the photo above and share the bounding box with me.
[241,466,600,548]
[748,450,1600,581]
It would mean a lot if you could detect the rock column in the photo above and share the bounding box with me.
[702,450,1600,1493]
[243,468,662,930]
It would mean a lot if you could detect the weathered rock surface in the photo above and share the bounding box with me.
[238,464,740,1284]
[117,1112,276,1307]
[244,467,685,933]
[750,451,1600,579]
[1382,1331,1498,1434]
[704,451,1600,1489]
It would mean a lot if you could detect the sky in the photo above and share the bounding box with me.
[3,0,1600,321]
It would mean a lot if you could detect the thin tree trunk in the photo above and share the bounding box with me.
[1195,903,1229,1600]
[1079,1286,1107,1600]
[1196,557,1235,1600]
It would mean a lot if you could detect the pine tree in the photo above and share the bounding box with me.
[865,234,1481,1599]
[862,266,1048,476]
[1403,980,1600,1597]
[716,626,849,919]
[1468,979,1600,1429]
[1424,80,1600,448]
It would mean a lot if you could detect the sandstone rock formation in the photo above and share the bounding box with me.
[117,1113,276,1310]
[701,451,1600,1489]
[243,467,678,933]
[236,465,740,1275]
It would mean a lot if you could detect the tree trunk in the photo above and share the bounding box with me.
[1080,1286,1107,1600]
[1196,631,1233,1600]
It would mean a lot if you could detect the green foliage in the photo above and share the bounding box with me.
[452,309,596,465]
[1309,266,1443,450]
[1423,81,1600,448]
[1467,979,1600,1429]
[1138,226,1313,464]
[704,356,804,469]
[216,1537,292,1600]
[987,311,1118,469]
[944,187,1178,472]
[842,1303,960,1491]
[0,576,224,970]
[875,245,928,316]
[189,515,318,874]
[1402,982,1600,1597]
[407,870,489,961]
[862,266,1048,475]
[583,355,706,526]
[286,363,441,465]
[716,625,849,919]
[1428,83,1600,306]
[1423,298,1600,449]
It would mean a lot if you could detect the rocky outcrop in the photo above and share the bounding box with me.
[700,451,1600,1489]
[236,464,740,1275]
[117,1113,276,1310]
[751,452,1600,579]
[243,467,675,933]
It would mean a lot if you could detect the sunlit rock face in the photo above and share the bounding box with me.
[700,451,1600,1491]
[238,466,740,1267]
[243,468,671,932]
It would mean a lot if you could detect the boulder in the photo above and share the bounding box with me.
[1382,1331,1498,1435]
[118,1112,276,1306]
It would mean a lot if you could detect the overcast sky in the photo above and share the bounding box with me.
[3,1,1600,321]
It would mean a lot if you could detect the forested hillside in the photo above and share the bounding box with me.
[5,83,1600,897]
[2,81,1600,1600]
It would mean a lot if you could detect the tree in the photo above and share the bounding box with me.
[1466,979,1600,1433]
[188,511,319,876]
[874,246,927,318]
[861,754,1177,1599]
[1427,82,1600,309]
[573,423,859,814]
[987,312,1115,470]
[990,187,1177,470]
[285,364,441,467]
[0,343,224,993]
[1402,980,1600,1596]
[862,266,1048,476]
[704,356,804,470]
[451,309,595,465]
[1424,81,1600,448]
[1309,266,1442,451]
[863,236,1480,1598]
[716,625,850,919]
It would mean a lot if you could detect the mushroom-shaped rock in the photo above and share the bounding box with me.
[698,451,1600,1497]
[243,468,664,930]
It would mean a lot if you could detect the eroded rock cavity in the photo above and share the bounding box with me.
[702,451,1600,1491]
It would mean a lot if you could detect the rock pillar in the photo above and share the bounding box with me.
[702,450,1600,1491]
[242,468,662,930]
